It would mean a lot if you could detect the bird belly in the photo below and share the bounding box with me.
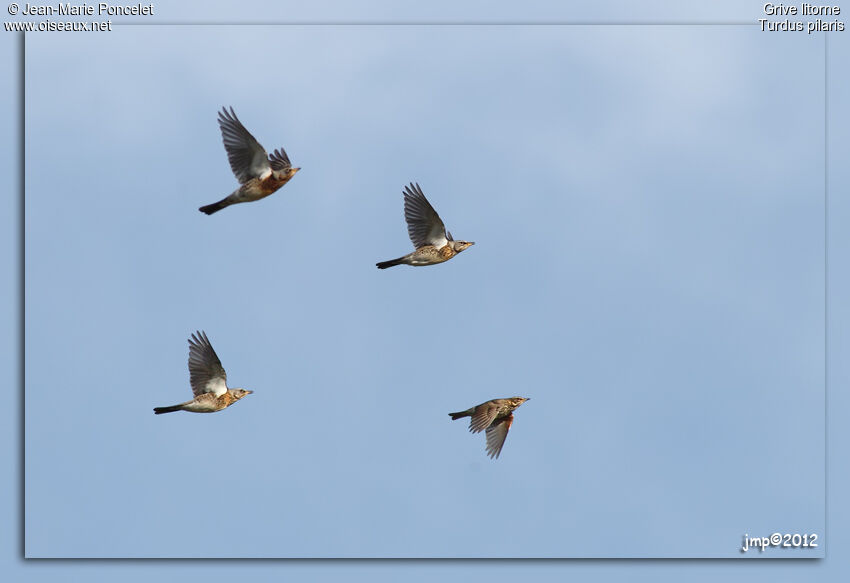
[236,178,281,202]
[409,246,449,266]
[182,396,223,413]
[181,402,219,413]
[438,245,457,261]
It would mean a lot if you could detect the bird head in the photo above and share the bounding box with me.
[451,240,475,253]
[272,167,300,181]
[231,388,253,401]
[510,397,529,409]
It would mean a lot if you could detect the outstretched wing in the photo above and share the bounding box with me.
[484,414,513,459]
[218,107,271,183]
[187,330,228,397]
[468,401,501,433]
[268,148,292,172]
[403,183,448,249]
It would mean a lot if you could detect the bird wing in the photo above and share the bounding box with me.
[485,414,513,459]
[218,107,271,183]
[403,183,448,249]
[468,401,501,433]
[188,330,228,397]
[268,148,292,172]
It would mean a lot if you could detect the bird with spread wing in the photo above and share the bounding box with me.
[199,106,300,215]
[154,331,252,414]
[449,397,529,459]
[376,183,474,269]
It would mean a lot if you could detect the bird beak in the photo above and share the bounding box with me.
[246,390,255,394]
[293,167,301,173]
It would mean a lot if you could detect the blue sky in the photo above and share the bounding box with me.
[3,0,849,580]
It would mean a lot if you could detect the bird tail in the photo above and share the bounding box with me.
[153,405,183,415]
[449,409,473,420]
[376,257,405,269]
[199,197,230,215]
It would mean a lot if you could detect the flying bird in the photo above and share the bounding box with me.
[199,106,300,215]
[376,183,474,269]
[153,331,253,414]
[449,397,529,459]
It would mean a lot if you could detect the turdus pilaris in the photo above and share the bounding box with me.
[153,331,253,414]
[449,397,529,459]
[376,183,474,269]
[199,106,300,215]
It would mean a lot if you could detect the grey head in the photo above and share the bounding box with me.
[230,388,254,401]
[446,232,474,253]
[268,147,301,181]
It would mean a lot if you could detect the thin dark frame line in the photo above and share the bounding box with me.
[23,557,824,562]
[113,21,758,26]
[16,23,828,560]
[18,30,26,560]
[823,32,829,559]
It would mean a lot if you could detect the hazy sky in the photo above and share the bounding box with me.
[3,0,849,581]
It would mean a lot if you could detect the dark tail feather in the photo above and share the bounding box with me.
[376,257,405,269]
[449,409,472,420]
[153,405,182,415]
[199,198,229,215]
